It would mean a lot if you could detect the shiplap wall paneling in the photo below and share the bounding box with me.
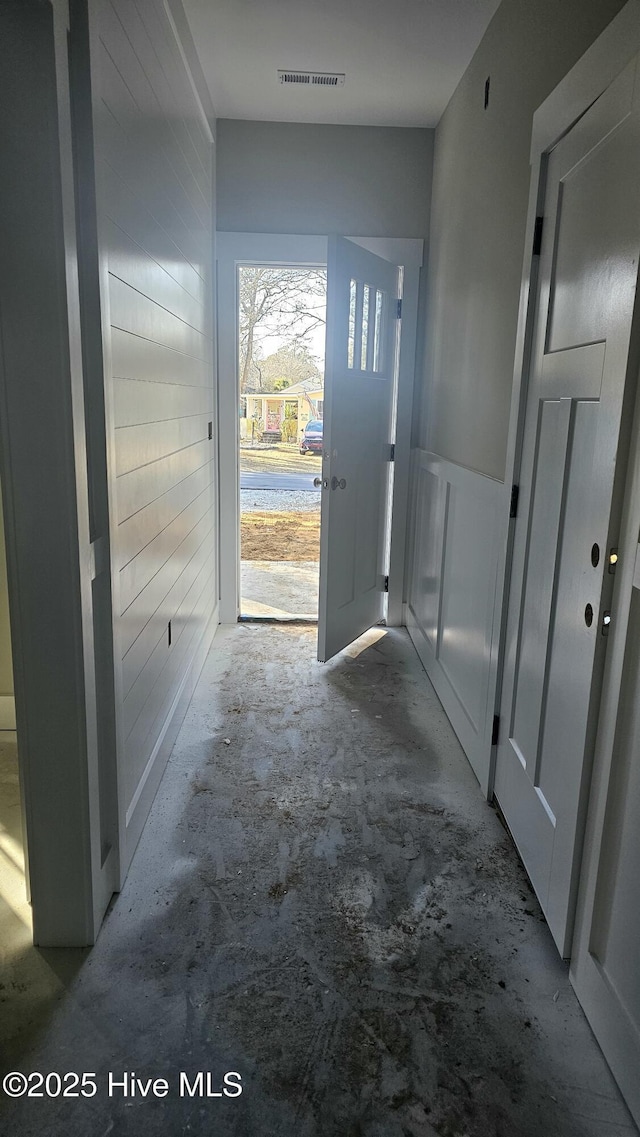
[406,451,502,793]
[91,0,217,873]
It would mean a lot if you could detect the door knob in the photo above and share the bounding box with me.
[331,476,347,490]
[313,477,322,487]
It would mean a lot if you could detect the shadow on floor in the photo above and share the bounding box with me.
[0,732,88,1068]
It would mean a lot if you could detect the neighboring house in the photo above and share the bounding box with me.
[241,377,324,441]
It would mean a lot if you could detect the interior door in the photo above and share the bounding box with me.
[571,532,640,1129]
[494,56,640,957]
[317,237,398,663]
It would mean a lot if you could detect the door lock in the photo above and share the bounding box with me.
[331,476,347,490]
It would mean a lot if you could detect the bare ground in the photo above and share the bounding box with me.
[241,510,320,561]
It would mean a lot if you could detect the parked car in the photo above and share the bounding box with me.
[300,420,323,454]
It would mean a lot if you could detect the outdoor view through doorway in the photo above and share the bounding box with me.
[238,265,327,619]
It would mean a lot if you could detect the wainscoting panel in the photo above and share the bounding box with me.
[406,451,504,794]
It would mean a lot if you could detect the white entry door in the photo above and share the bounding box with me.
[317,237,399,663]
[494,56,640,957]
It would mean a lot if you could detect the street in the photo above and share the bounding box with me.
[240,470,320,491]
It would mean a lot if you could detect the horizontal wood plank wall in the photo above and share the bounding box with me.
[406,450,503,795]
[91,0,217,871]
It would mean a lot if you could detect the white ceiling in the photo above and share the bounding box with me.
[182,0,502,128]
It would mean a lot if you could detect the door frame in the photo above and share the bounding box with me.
[568,291,640,1126]
[0,0,118,945]
[216,232,423,629]
[491,0,640,800]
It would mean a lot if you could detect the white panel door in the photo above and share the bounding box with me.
[570,533,640,1126]
[317,237,398,663]
[495,56,640,956]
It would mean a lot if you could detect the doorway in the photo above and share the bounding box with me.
[217,233,424,640]
[237,263,327,620]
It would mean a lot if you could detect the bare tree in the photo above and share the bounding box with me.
[238,266,326,393]
[260,344,321,391]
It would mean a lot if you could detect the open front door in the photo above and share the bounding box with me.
[317,237,399,663]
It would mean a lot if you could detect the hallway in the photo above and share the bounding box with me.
[0,626,635,1136]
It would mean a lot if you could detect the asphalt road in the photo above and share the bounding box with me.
[240,470,320,491]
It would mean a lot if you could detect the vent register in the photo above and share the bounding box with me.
[278,70,345,87]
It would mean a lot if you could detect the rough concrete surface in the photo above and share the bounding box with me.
[241,560,319,618]
[0,626,636,1137]
[0,732,31,950]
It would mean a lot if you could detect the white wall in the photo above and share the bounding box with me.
[407,0,627,792]
[90,0,218,872]
[216,120,433,239]
[419,0,627,480]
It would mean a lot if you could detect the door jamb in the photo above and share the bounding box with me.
[0,0,116,945]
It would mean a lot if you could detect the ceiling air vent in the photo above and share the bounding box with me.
[278,70,345,88]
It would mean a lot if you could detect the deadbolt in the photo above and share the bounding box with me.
[331,476,347,490]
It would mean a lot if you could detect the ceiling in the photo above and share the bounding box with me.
[182,0,502,129]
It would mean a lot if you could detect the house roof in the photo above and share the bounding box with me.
[244,377,323,397]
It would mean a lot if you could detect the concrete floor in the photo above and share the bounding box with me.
[241,560,319,618]
[0,625,636,1137]
[0,731,31,957]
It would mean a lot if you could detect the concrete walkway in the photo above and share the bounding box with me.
[241,560,319,619]
[0,626,635,1136]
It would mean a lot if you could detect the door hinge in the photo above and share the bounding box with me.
[492,714,500,746]
[396,298,402,319]
[389,443,395,461]
[384,575,389,593]
[533,216,544,257]
[510,484,520,519]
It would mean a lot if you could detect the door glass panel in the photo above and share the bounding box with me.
[348,278,356,369]
[373,289,384,372]
[361,284,371,371]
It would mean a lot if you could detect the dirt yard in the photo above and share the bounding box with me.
[241,510,320,561]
